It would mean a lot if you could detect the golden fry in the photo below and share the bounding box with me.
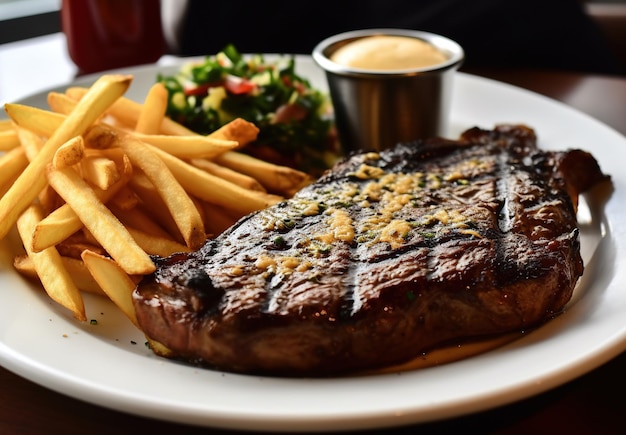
[148,144,283,214]
[126,226,191,256]
[46,164,155,275]
[80,155,121,190]
[3,104,63,138]
[57,235,107,259]
[32,204,83,252]
[81,250,139,327]
[190,158,266,192]
[0,147,28,195]
[52,136,85,168]
[109,184,138,211]
[214,151,313,196]
[128,172,184,242]
[132,132,238,159]
[0,128,19,151]
[0,118,14,131]
[14,125,45,161]
[32,153,132,252]
[38,185,64,215]
[48,91,84,116]
[14,126,61,210]
[85,146,126,160]
[0,74,132,240]
[145,338,175,358]
[135,82,168,134]
[16,205,86,321]
[14,254,105,296]
[64,86,86,101]
[109,201,171,239]
[66,86,196,135]
[208,118,259,147]
[85,126,206,249]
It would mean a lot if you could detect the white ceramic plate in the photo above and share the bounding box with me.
[1,57,625,432]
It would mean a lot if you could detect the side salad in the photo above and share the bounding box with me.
[157,45,342,175]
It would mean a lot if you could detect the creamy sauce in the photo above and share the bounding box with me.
[330,35,447,70]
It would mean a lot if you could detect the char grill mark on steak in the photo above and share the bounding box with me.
[133,125,608,376]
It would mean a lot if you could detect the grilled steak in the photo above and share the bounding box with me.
[133,125,608,376]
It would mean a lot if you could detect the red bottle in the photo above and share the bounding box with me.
[61,0,165,74]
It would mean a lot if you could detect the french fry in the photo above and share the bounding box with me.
[132,132,238,159]
[14,124,45,161]
[52,135,85,168]
[13,126,63,211]
[14,254,105,296]
[38,186,64,216]
[57,233,107,259]
[109,202,172,240]
[16,204,86,321]
[128,172,185,243]
[126,226,191,256]
[31,152,133,252]
[46,163,155,275]
[85,146,126,160]
[16,90,260,161]
[0,147,28,195]
[147,144,283,214]
[84,123,118,149]
[64,86,87,101]
[48,93,237,160]
[84,149,133,207]
[0,118,14,132]
[190,195,207,225]
[135,82,168,134]
[48,91,87,117]
[109,184,139,211]
[0,127,19,151]
[0,74,132,240]
[208,117,259,147]
[66,86,196,135]
[80,155,121,190]
[81,250,139,327]
[85,125,206,250]
[214,151,313,196]
[3,104,64,138]
[32,204,83,252]
[190,158,266,192]
[145,338,175,358]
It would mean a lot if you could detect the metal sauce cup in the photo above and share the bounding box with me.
[313,29,464,152]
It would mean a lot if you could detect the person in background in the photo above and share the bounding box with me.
[161,0,623,76]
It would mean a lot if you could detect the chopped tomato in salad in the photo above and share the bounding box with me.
[157,45,341,175]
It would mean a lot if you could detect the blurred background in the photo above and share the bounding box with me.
[0,0,624,76]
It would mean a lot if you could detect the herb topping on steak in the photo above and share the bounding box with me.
[133,125,608,376]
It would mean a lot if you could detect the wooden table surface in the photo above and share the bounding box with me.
[1,34,625,435]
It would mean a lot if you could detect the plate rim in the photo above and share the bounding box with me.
[1,57,626,432]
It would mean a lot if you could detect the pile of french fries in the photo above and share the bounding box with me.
[0,74,312,326]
